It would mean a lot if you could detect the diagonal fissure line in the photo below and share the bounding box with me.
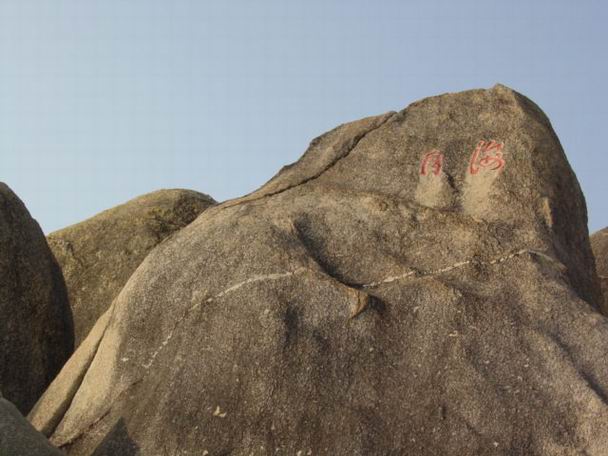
[216,112,397,211]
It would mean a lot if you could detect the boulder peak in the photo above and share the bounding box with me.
[31,88,608,455]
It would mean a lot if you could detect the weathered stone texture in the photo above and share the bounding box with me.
[31,86,608,455]
[47,189,215,346]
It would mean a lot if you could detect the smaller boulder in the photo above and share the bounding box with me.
[1,398,64,456]
[48,189,215,346]
[0,183,73,415]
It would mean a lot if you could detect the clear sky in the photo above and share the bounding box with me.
[1,1,606,233]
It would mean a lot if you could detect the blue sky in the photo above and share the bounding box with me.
[1,1,606,233]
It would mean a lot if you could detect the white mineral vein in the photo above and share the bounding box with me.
[362,249,562,288]
[143,268,307,369]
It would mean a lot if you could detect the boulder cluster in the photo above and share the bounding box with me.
[1,85,607,455]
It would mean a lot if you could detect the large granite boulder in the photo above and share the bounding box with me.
[0,183,73,415]
[47,189,216,346]
[1,396,64,456]
[591,227,608,310]
[30,86,608,455]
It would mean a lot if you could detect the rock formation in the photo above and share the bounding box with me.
[0,183,73,415]
[591,227,608,310]
[47,189,216,346]
[1,395,64,456]
[30,86,608,455]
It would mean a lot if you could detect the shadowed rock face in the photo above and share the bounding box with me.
[0,398,64,456]
[591,227,608,310]
[31,86,608,455]
[47,189,216,346]
[0,183,73,415]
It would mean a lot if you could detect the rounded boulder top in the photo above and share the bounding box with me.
[47,188,216,346]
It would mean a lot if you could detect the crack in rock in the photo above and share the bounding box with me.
[55,378,142,449]
[361,249,564,289]
[36,309,112,437]
[216,112,396,212]
[56,409,111,449]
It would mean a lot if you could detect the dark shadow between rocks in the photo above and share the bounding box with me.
[91,418,140,456]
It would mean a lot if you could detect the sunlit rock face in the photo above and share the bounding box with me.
[31,86,608,456]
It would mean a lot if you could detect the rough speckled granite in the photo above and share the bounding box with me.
[591,227,608,311]
[0,183,73,415]
[31,86,608,455]
[47,189,216,346]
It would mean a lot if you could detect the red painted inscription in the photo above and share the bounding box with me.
[420,150,444,176]
[469,140,505,175]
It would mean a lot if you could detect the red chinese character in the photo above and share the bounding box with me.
[420,150,444,176]
[469,140,505,175]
